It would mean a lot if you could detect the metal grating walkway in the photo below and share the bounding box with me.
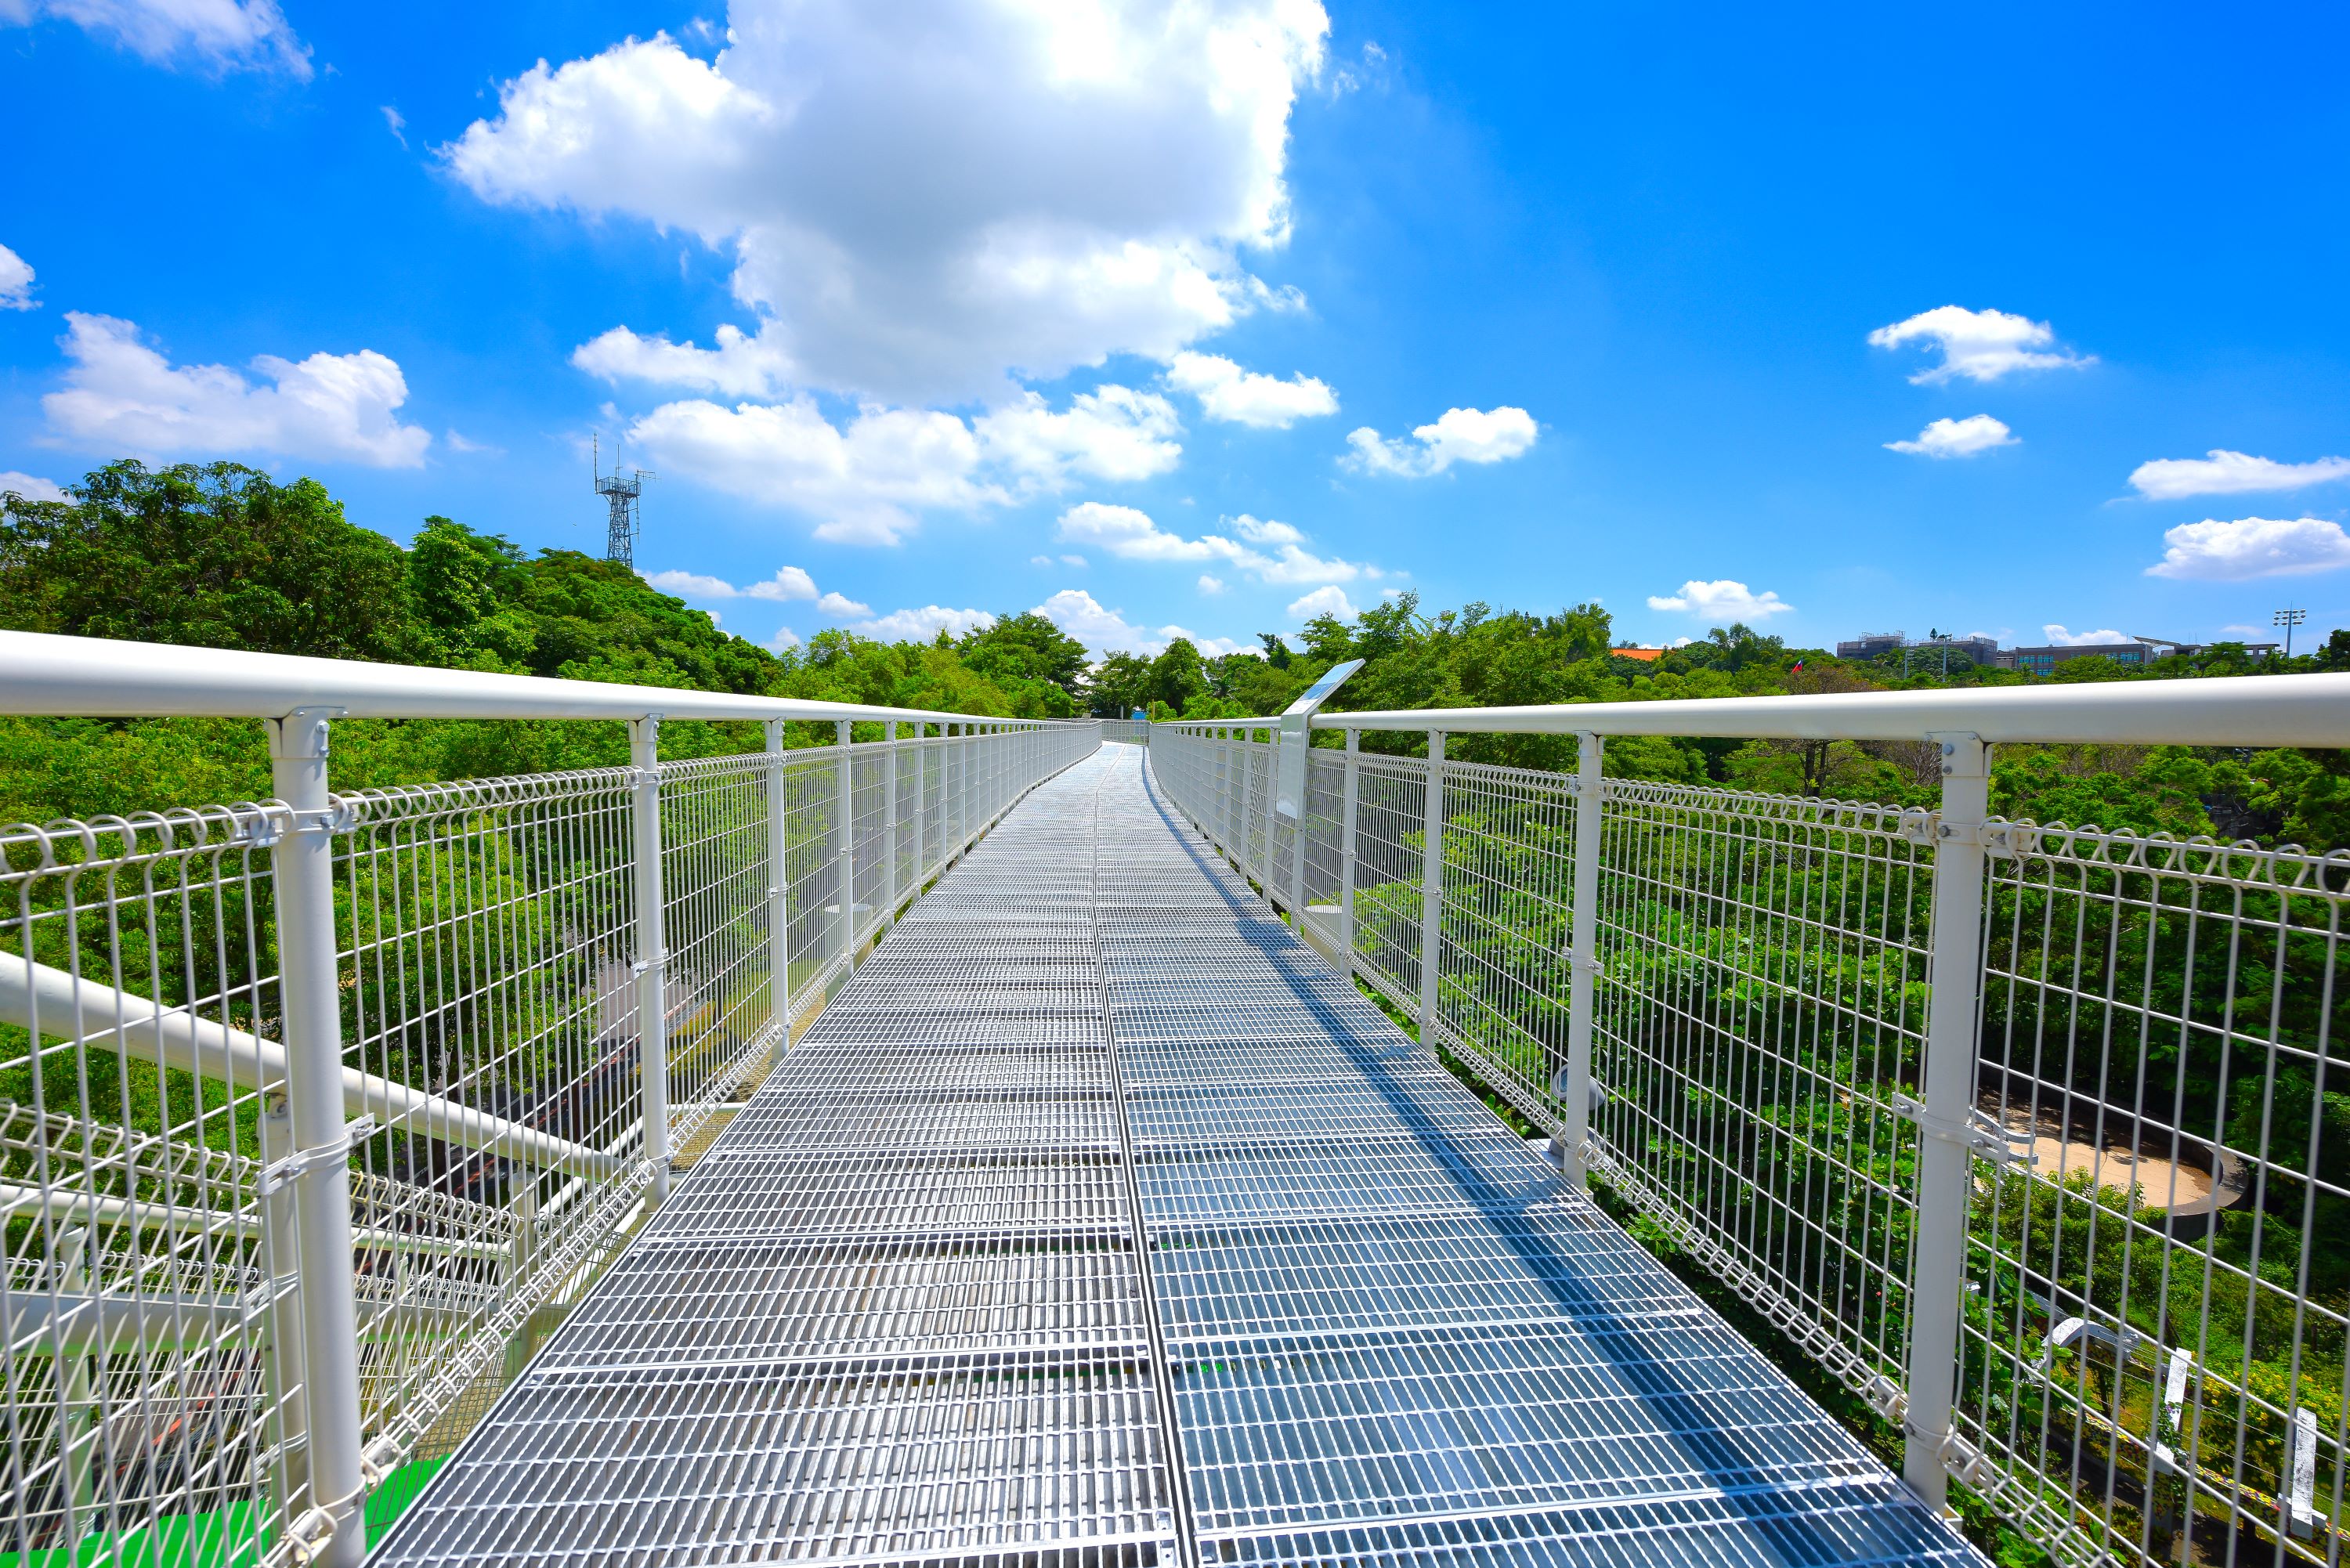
[374,747,1976,1567]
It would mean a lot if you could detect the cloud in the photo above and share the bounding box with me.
[1197,573,1224,594]
[1287,584,1356,621]
[816,590,870,617]
[2144,516,2350,581]
[972,386,1182,486]
[2127,450,2350,500]
[1646,579,1795,620]
[444,428,501,455]
[645,565,819,601]
[624,383,1180,542]
[5,0,310,75]
[0,244,34,310]
[0,471,68,502]
[1029,587,1242,659]
[1885,414,2016,458]
[1165,352,1337,428]
[1060,553,1086,568]
[573,322,794,399]
[625,397,997,545]
[42,313,431,467]
[446,2,1329,406]
[1867,305,2092,384]
[2041,624,2128,646]
[767,626,800,650]
[1054,501,1371,585]
[1343,405,1537,477]
[850,605,994,642]
[381,106,407,148]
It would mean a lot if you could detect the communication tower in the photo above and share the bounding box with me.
[592,434,653,569]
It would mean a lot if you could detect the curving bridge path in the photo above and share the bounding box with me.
[375,746,1976,1567]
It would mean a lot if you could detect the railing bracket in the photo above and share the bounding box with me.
[257,1115,378,1198]
[1889,1095,2034,1167]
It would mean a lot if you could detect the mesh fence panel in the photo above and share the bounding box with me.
[1,718,1098,1566]
[1151,721,2348,1568]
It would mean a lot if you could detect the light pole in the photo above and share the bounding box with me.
[2274,607,2307,659]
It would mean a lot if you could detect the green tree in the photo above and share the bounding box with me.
[0,461,419,661]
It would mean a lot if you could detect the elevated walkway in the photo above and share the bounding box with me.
[375,747,1974,1566]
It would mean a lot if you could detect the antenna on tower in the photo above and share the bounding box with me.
[592,432,653,570]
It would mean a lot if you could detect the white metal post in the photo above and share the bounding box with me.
[883,721,899,919]
[763,718,792,1045]
[1417,730,1447,1040]
[258,1092,310,1519]
[912,724,927,887]
[1286,738,1310,918]
[1559,731,1604,1180]
[834,720,855,970]
[1261,728,1280,890]
[627,717,671,1202]
[1336,729,1361,965]
[266,707,367,1566]
[1902,732,1990,1510]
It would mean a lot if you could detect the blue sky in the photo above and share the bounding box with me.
[4,0,2347,659]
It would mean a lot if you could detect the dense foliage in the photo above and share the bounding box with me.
[0,462,1094,822]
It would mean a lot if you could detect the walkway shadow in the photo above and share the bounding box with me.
[1123,750,1945,1564]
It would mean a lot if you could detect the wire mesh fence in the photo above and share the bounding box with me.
[1151,719,2346,1568]
[1,716,1097,1566]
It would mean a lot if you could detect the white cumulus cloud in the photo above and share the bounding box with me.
[626,397,998,545]
[1054,501,1370,586]
[1647,579,1795,621]
[2144,516,2350,582]
[645,565,821,602]
[1287,585,1356,621]
[1867,305,2092,385]
[0,471,69,502]
[624,383,1180,543]
[1343,405,1537,477]
[446,1,1329,406]
[0,244,35,311]
[574,322,794,399]
[2127,450,2350,500]
[2041,624,2130,646]
[1029,587,1242,659]
[849,605,995,642]
[4,0,309,76]
[767,626,801,650]
[1197,573,1224,594]
[972,386,1183,486]
[816,590,870,617]
[1885,414,2016,458]
[42,313,431,468]
[1165,352,1337,428]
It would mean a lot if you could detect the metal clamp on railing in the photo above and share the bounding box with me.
[233,797,363,848]
[256,1115,377,1198]
[1896,808,2019,858]
[360,1433,405,1491]
[1889,1094,2034,1168]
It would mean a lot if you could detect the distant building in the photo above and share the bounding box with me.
[2135,635,2282,661]
[1611,646,1665,663]
[1835,631,1905,661]
[2004,641,2156,677]
[1837,630,1998,667]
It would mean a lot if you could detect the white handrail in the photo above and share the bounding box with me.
[1166,670,2350,747]
[0,630,1062,725]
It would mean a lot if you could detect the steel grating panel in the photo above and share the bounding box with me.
[374,746,1974,1568]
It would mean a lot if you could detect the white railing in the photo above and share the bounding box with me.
[0,631,1099,1566]
[1098,718,1152,746]
[1149,674,2350,1568]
